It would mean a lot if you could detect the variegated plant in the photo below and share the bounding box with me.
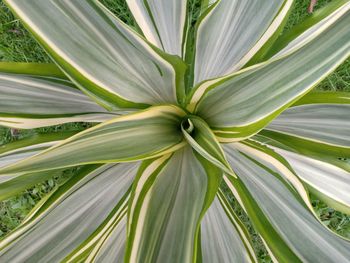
[0,0,349,262]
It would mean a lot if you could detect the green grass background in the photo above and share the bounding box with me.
[0,0,349,262]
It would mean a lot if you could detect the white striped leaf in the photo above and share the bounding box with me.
[277,149,350,215]
[229,141,314,210]
[256,129,350,172]
[265,0,350,60]
[266,104,350,147]
[125,147,222,263]
[64,202,128,262]
[258,92,350,170]
[224,144,350,263]
[0,142,55,169]
[231,140,350,240]
[222,177,299,262]
[228,140,338,232]
[189,9,350,141]
[0,105,186,175]
[0,163,139,263]
[90,216,127,263]
[0,114,117,130]
[5,0,187,109]
[0,132,77,200]
[0,66,115,129]
[200,195,257,263]
[222,141,316,262]
[265,92,350,150]
[181,115,235,177]
[193,0,289,84]
[127,0,187,57]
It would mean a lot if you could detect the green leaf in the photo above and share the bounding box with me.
[201,0,216,10]
[193,0,290,84]
[200,195,257,263]
[125,147,222,263]
[188,9,350,141]
[0,131,78,201]
[4,0,185,109]
[0,163,138,262]
[0,62,67,80]
[181,115,235,177]
[0,68,115,129]
[0,105,186,175]
[127,0,188,57]
[292,91,350,106]
[223,143,350,262]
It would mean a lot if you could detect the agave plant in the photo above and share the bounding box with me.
[0,0,349,262]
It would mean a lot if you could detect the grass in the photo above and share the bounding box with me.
[0,0,349,261]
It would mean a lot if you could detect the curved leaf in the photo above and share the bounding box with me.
[0,132,78,201]
[265,0,350,59]
[277,149,350,214]
[189,9,350,141]
[259,91,350,169]
[181,115,235,177]
[265,103,350,149]
[0,69,115,129]
[0,163,138,263]
[5,0,184,109]
[0,105,186,175]
[224,144,350,263]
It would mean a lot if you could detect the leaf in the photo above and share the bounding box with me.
[0,62,67,80]
[277,149,350,215]
[181,115,235,177]
[125,147,222,263]
[0,67,116,129]
[265,0,350,59]
[200,195,257,263]
[4,0,186,109]
[258,91,350,170]
[127,0,188,57]
[223,143,350,262]
[0,132,77,201]
[0,163,139,262]
[0,105,186,175]
[193,0,290,84]
[189,9,350,141]
[85,216,127,263]
[292,91,350,106]
[265,93,350,149]
[64,204,128,262]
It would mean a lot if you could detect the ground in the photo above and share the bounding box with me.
[0,0,349,262]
